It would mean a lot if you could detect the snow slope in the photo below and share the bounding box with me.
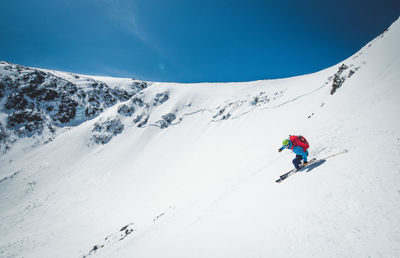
[0,18,400,258]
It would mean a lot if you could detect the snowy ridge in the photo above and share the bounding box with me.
[0,18,399,258]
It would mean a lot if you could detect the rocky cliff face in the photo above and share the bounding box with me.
[0,61,149,153]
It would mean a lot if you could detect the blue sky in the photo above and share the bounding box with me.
[0,0,399,83]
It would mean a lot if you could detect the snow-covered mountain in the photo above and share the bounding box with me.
[0,62,149,154]
[0,18,399,258]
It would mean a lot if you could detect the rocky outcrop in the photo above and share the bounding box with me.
[330,64,349,95]
[156,113,176,129]
[83,223,136,257]
[117,104,135,116]
[90,116,124,144]
[153,91,169,106]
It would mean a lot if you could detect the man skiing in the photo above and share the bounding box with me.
[278,135,310,171]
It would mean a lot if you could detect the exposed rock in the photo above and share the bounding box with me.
[0,122,13,153]
[250,92,270,106]
[7,109,45,136]
[137,114,149,128]
[153,91,169,106]
[130,96,145,107]
[54,97,79,124]
[5,93,31,110]
[0,81,5,98]
[156,113,176,129]
[331,64,349,95]
[133,114,143,124]
[117,104,135,116]
[82,223,136,257]
[91,117,124,144]
[213,106,231,120]
[131,80,148,93]
[112,88,133,101]
[85,105,101,118]
[0,170,20,184]
[0,123,8,142]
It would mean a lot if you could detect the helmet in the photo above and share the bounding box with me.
[282,139,290,146]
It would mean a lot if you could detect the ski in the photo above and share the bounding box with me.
[275,158,316,183]
[275,169,296,183]
[275,150,348,183]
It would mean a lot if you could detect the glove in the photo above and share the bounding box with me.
[278,149,282,152]
[303,161,308,166]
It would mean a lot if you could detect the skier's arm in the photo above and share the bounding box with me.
[279,141,292,152]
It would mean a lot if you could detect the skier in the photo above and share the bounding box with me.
[278,135,309,171]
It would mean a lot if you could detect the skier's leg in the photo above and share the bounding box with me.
[292,155,303,170]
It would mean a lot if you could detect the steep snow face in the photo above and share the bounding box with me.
[0,18,400,258]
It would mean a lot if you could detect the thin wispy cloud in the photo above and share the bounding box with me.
[96,0,165,55]
[100,0,144,41]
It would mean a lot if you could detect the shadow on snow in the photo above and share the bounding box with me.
[303,159,326,173]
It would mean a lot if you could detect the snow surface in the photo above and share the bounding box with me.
[0,18,400,258]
